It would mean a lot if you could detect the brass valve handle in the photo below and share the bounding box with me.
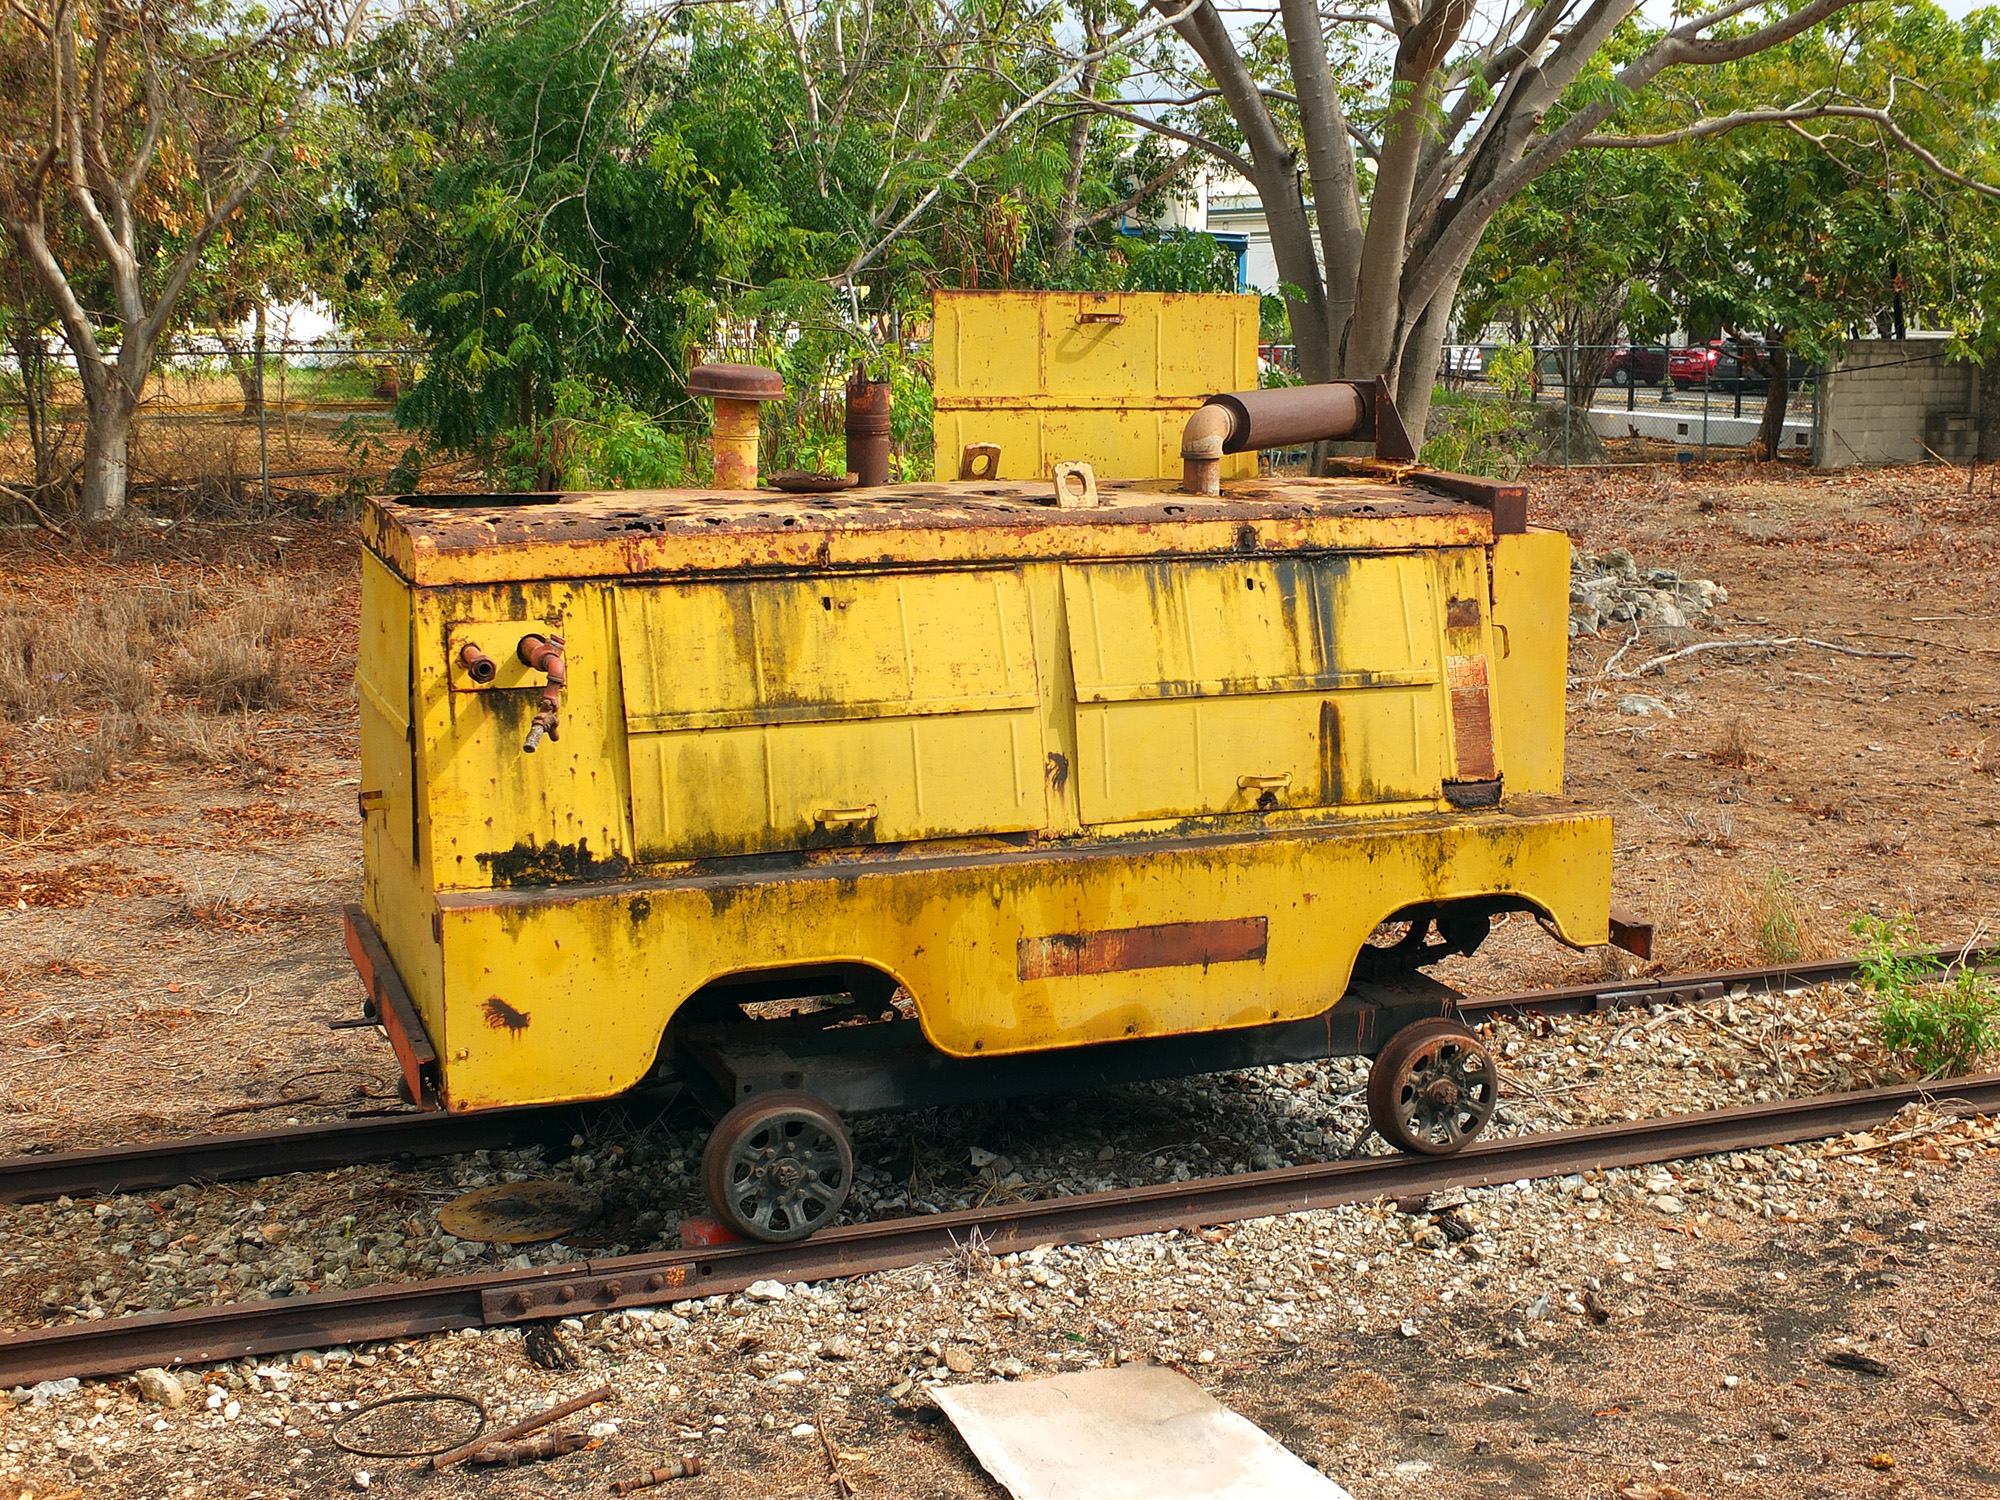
[517,634,567,753]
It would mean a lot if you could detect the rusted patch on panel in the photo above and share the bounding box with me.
[1045,751,1070,794]
[1018,917,1269,980]
[1447,653,1498,781]
[1317,700,1343,806]
[1445,596,1482,629]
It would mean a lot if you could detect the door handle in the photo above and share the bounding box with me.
[1237,773,1292,791]
[817,804,879,825]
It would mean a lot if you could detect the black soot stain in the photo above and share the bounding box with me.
[484,996,532,1032]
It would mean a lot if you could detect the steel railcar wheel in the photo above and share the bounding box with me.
[702,1090,854,1243]
[1366,1018,1498,1156]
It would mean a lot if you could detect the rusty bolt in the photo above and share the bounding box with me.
[557,1284,577,1303]
[510,1291,531,1312]
[645,1274,666,1293]
[602,1280,623,1300]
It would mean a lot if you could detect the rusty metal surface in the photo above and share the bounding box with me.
[1017,918,1270,981]
[844,372,892,488]
[362,477,1497,587]
[684,364,784,400]
[1205,384,1366,453]
[6,1072,1998,1386]
[343,903,438,1106]
[0,1103,606,1207]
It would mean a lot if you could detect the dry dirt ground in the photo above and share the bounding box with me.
[2,460,1998,1500]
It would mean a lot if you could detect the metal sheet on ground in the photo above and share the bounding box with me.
[932,1365,1355,1500]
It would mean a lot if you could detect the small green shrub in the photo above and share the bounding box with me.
[1854,913,2000,1078]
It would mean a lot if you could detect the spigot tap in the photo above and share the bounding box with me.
[517,633,566,752]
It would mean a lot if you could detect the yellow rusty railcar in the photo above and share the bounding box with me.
[344,453,1641,1241]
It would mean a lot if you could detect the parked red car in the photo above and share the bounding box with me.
[1670,340,1817,394]
[1603,346,1669,386]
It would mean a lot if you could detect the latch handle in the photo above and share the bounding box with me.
[816,804,879,825]
[1237,773,1292,791]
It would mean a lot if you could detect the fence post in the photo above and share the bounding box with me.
[1564,341,1573,468]
[1628,348,1637,413]
[254,304,271,507]
[1701,363,1711,462]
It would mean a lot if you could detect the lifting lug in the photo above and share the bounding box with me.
[517,633,567,752]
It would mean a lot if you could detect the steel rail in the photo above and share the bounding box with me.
[0,1096,674,1207]
[4,1071,1995,1388]
[1459,944,1996,1021]
[4,947,1989,1209]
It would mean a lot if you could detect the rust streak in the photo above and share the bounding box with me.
[1018,917,1269,980]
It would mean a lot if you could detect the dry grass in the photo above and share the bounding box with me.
[2,577,323,787]
[1708,713,1760,768]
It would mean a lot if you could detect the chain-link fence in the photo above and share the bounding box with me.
[1257,340,1823,468]
[1,340,416,515]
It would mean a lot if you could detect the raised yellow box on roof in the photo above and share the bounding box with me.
[930,290,1263,481]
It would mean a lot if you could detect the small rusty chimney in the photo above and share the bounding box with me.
[687,363,785,490]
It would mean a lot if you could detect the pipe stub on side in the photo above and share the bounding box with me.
[1203,384,1366,454]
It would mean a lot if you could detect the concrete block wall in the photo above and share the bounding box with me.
[1815,333,1978,467]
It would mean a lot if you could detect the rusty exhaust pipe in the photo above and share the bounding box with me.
[1179,376,1417,493]
[844,367,892,488]
[517,634,567,752]
[458,643,498,685]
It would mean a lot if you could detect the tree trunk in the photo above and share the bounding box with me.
[1756,340,1789,460]
[80,400,133,521]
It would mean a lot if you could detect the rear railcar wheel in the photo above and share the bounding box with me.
[701,1090,854,1243]
[1366,1018,1498,1156]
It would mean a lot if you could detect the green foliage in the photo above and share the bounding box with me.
[1418,388,1537,477]
[1854,913,2000,1078]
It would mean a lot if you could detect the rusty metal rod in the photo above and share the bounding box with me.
[4,1070,1996,1387]
[431,1383,613,1470]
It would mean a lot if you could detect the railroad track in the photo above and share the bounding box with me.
[6,949,1974,1209]
[3,1071,1995,1387]
[3,949,1993,1387]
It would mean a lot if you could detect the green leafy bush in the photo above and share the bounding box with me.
[1854,913,2000,1078]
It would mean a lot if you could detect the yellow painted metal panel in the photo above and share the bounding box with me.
[1489,528,1570,796]
[357,551,416,870]
[431,801,1612,1108]
[932,291,1260,480]
[416,583,635,894]
[1061,555,1447,822]
[615,572,1038,730]
[625,709,1046,859]
[616,571,1047,858]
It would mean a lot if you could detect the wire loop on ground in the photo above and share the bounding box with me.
[330,1391,487,1458]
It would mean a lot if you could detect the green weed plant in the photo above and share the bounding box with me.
[1853,913,2000,1078]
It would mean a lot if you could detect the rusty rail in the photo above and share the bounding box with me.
[3,948,1988,1210]
[2,1071,1995,1387]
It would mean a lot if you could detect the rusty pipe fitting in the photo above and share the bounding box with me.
[610,1456,704,1494]
[457,642,498,685]
[1180,404,1232,496]
[687,363,784,490]
[517,634,566,752]
[844,368,893,488]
